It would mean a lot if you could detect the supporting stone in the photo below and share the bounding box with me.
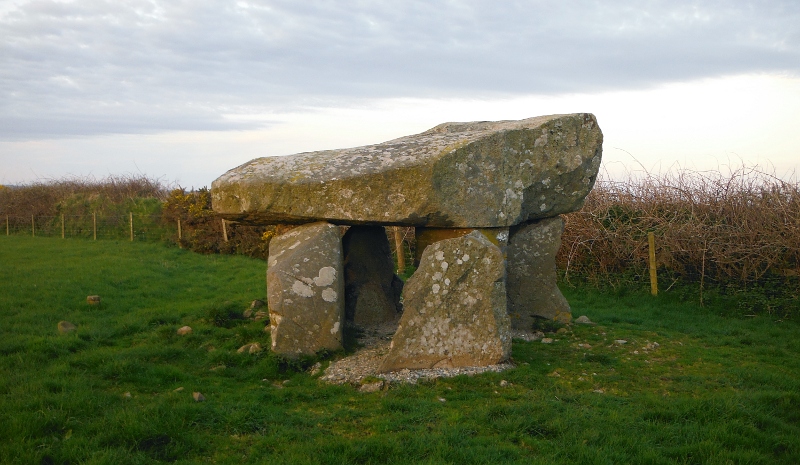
[414,227,509,266]
[267,221,344,356]
[380,231,511,371]
[507,216,571,327]
[342,226,403,326]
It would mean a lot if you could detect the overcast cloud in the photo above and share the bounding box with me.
[2,0,798,139]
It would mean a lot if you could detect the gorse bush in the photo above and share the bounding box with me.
[558,164,800,288]
[161,187,272,259]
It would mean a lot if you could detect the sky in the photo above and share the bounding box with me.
[1,0,799,188]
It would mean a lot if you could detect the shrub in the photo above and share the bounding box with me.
[558,164,800,288]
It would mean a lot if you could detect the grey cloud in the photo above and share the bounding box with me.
[1,0,798,138]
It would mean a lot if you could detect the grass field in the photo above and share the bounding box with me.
[1,236,799,464]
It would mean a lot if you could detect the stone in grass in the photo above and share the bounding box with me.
[267,222,344,356]
[192,392,205,402]
[380,231,511,372]
[58,321,77,334]
[243,300,266,318]
[86,295,101,305]
[574,315,595,325]
[176,326,192,335]
[359,381,385,393]
[237,342,263,354]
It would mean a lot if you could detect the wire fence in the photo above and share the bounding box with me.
[3,213,175,242]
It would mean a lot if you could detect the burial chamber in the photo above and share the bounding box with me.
[211,113,602,368]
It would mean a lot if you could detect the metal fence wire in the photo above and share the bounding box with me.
[3,213,173,242]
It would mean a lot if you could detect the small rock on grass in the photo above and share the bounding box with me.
[308,362,322,376]
[574,315,594,325]
[615,340,628,345]
[499,380,508,387]
[58,321,77,334]
[192,392,205,402]
[123,392,132,398]
[237,342,263,354]
[359,381,384,393]
[177,326,192,335]
[541,338,554,344]
[86,295,100,305]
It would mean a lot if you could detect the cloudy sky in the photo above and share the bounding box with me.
[2,0,799,187]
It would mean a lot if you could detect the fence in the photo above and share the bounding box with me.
[4,213,174,242]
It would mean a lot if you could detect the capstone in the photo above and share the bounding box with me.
[212,114,602,228]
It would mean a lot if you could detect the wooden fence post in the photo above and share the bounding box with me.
[177,219,182,241]
[93,212,97,240]
[393,227,405,275]
[130,212,134,241]
[222,219,228,242]
[648,232,658,296]
[31,215,35,237]
[61,214,65,239]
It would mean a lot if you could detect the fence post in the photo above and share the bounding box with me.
[222,219,229,242]
[177,219,182,241]
[31,215,35,237]
[130,212,134,241]
[393,227,406,275]
[648,232,658,296]
[93,212,97,240]
[61,214,65,239]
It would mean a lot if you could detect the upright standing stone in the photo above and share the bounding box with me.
[380,231,511,371]
[267,222,344,356]
[507,216,571,327]
[342,226,403,326]
[414,227,509,266]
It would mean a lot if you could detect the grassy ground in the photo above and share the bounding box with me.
[1,236,799,464]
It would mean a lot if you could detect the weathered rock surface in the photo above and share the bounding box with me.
[507,217,571,327]
[380,231,511,371]
[267,222,344,356]
[57,320,77,334]
[414,227,509,265]
[237,342,263,354]
[176,325,193,335]
[212,114,602,228]
[342,226,403,326]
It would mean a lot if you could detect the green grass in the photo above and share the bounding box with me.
[1,236,799,464]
